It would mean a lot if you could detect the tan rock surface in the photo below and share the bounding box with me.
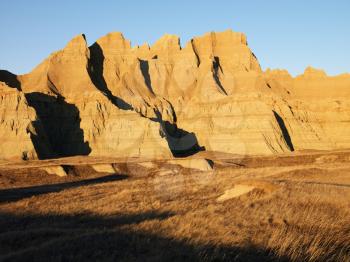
[40,166,67,177]
[167,158,213,171]
[0,30,349,159]
[91,164,117,174]
[0,81,49,160]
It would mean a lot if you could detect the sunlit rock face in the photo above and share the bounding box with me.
[0,81,50,160]
[0,30,349,160]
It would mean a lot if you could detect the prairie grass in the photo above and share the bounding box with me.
[0,151,349,261]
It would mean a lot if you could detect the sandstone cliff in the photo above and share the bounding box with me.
[0,29,349,159]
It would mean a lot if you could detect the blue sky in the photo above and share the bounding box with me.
[0,1,349,76]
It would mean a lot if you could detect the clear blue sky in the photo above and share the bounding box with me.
[0,1,349,76]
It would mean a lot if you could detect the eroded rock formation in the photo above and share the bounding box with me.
[0,81,49,159]
[0,29,349,159]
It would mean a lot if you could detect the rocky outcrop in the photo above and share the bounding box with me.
[0,82,49,159]
[0,30,349,160]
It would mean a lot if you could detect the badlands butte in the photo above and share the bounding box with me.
[0,29,350,160]
[1,29,350,261]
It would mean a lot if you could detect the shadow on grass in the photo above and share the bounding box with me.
[0,174,128,203]
[0,211,288,262]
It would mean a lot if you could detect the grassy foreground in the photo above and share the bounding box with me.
[0,151,349,261]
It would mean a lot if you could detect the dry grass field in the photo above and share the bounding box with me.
[0,150,350,261]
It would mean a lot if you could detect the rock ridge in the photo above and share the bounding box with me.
[0,29,349,159]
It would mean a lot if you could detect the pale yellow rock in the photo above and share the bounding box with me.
[0,82,39,159]
[167,158,213,171]
[217,185,255,202]
[91,164,117,174]
[40,166,67,177]
[18,33,174,159]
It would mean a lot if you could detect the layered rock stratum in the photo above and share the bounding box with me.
[0,29,349,160]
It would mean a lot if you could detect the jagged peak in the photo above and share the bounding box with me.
[302,66,327,77]
[182,29,250,60]
[94,32,131,50]
[64,34,88,51]
[151,34,181,52]
[134,43,150,51]
[180,29,259,71]
[185,29,247,48]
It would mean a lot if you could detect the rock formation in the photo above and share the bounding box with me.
[0,29,349,160]
[0,80,49,159]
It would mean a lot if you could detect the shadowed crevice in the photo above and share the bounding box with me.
[88,43,133,110]
[139,59,154,94]
[28,119,53,159]
[273,110,294,152]
[190,39,201,66]
[154,111,205,157]
[0,70,21,90]
[213,56,228,95]
[25,93,91,159]
[88,43,204,158]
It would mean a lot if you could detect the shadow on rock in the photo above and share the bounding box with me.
[25,92,91,159]
[159,119,205,157]
[0,70,21,90]
[88,43,133,110]
[88,43,205,158]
